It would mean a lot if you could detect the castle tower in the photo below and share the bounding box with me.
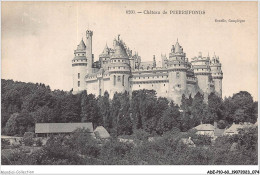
[72,39,88,94]
[108,36,131,97]
[210,54,223,97]
[168,40,188,104]
[86,30,93,73]
[99,43,110,70]
[191,52,212,99]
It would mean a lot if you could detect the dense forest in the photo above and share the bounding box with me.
[1,79,258,136]
[1,79,258,165]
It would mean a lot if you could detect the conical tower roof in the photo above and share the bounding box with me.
[102,43,109,54]
[77,39,86,50]
[111,42,128,59]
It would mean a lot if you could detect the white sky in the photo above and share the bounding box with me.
[1,2,258,100]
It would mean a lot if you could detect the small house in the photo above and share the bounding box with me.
[194,123,215,137]
[35,123,94,137]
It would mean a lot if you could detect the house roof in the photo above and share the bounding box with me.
[223,123,254,134]
[94,126,110,139]
[35,123,93,134]
[194,124,215,131]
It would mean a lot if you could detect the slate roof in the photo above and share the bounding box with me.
[77,39,86,50]
[35,123,93,134]
[111,43,128,59]
[194,124,215,131]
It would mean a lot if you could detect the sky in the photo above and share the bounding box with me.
[1,1,258,100]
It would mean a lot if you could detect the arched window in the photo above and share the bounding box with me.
[114,75,116,85]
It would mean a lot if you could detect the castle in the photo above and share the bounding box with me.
[72,30,223,104]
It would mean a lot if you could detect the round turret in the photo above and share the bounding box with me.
[72,39,88,94]
[210,54,223,97]
[108,37,131,97]
[99,44,110,70]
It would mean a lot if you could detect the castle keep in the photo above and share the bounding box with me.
[72,30,223,104]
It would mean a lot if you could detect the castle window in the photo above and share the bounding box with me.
[118,60,120,62]
[139,85,140,87]
[148,77,149,79]
[152,84,153,87]
[119,67,120,69]
[78,81,80,87]
[122,75,125,86]
[114,75,116,85]
[176,72,180,78]
[164,84,165,86]
[78,73,80,79]
[166,91,167,93]
[118,76,121,82]
[139,77,140,79]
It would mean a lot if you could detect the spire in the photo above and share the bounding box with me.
[77,39,86,50]
[102,43,109,55]
[175,39,183,53]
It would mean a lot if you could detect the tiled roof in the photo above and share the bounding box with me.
[35,123,93,134]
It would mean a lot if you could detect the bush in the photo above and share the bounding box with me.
[35,138,43,147]
[191,134,211,146]
[23,132,34,146]
[1,139,10,149]
[217,120,226,129]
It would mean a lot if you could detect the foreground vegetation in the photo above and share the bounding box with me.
[1,79,258,165]
[1,126,257,165]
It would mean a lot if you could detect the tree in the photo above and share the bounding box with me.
[131,90,157,133]
[157,101,181,134]
[223,91,256,124]
[190,92,205,127]
[4,113,19,136]
[117,92,133,135]
[97,91,111,130]
[81,92,103,128]
[208,92,224,121]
